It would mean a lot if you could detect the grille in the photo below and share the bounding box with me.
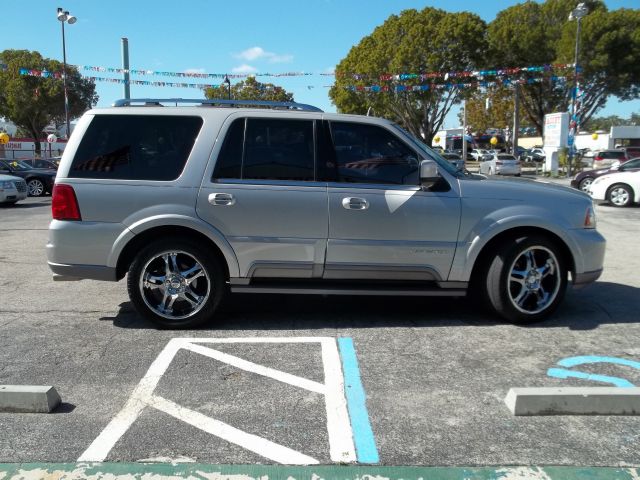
[15,181,27,193]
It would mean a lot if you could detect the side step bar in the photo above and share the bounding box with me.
[230,285,466,297]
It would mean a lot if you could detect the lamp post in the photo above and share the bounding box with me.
[223,75,231,100]
[56,7,76,139]
[568,2,588,176]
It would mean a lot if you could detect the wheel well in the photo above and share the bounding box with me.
[116,226,230,280]
[607,182,634,195]
[469,227,575,285]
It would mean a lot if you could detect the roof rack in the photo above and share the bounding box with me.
[112,98,323,112]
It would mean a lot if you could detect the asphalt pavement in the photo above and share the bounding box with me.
[0,183,639,469]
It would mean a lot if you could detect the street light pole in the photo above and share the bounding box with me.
[57,7,76,139]
[223,75,231,100]
[568,2,588,176]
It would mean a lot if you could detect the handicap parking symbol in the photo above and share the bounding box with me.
[547,355,640,388]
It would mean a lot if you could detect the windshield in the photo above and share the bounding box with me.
[1,160,31,171]
[390,124,460,176]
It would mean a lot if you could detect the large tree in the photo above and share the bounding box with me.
[0,49,97,154]
[488,0,640,135]
[329,8,487,143]
[204,76,294,103]
[459,86,534,135]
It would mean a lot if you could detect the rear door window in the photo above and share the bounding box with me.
[70,115,203,180]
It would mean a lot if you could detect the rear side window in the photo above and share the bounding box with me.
[70,115,203,180]
[213,118,315,181]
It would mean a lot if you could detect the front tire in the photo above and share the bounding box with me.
[607,183,633,207]
[482,236,568,324]
[578,176,594,192]
[127,238,226,329]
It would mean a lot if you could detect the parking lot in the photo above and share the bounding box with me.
[1,186,639,468]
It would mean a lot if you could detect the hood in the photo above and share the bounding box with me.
[460,175,591,203]
[0,174,24,182]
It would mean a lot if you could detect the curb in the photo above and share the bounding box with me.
[0,464,638,480]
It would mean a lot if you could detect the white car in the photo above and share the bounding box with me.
[479,154,522,176]
[0,174,28,205]
[588,170,640,207]
[470,149,491,161]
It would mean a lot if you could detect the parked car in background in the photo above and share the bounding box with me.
[21,159,59,170]
[479,153,522,176]
[440,152,465,170]
[0,159,57,197]
[592,149,629,168]
[0,174,28,205]
[620,146,640,159]
[571,157,640,192]
[525,148,545,163]
[588,170,640,207]
[470,149,491,161]
[514,146,527,161]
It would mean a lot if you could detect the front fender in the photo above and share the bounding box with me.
[448,205,583,282]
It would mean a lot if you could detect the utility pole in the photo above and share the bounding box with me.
[513,85,520,156]
[462,99,467,161]
[121,38,130,100]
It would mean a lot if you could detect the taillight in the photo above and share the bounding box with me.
[52,184,81,221]
[594,155,603,161]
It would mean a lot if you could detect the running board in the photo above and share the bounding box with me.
[230,284,466,296]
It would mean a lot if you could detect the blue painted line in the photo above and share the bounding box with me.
[557,356,640,370]
[547,368,635,388]
[338,337,379,464]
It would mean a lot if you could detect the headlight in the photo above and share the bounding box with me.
[1,181,13,188]
[584,204,596,229]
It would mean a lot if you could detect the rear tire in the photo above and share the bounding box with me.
[27,178,45,197]
[480,235,568,324]
[127,238,226,329]
[607,183,633,207]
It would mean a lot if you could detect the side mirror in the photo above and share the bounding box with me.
[420,159,439,188]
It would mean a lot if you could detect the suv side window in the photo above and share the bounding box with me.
[213,118,315,181]
[70,115,203,181]
[328,121,419,185]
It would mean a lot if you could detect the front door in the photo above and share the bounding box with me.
[323,121,461,282]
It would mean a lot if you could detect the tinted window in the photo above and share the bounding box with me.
[498,154,516,160]
[242,119,314,181]
[70,115,203,180]
[329,122,419,185]
[620,159,640,170]
[213,118,245,179]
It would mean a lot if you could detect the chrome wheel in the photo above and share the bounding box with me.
[608,185,631,207]
[508,246,561,315]
[138,250,211,321]
[27,179,45,196]
[578,177,593,192]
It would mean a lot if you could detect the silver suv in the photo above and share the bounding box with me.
[47,98,605,328]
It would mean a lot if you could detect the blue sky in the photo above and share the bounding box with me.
[5,0,639,128]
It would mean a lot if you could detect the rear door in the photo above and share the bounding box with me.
[321,120,461,282]
[196,114,328,280]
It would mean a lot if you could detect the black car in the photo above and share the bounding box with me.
[21,159,59,170]
[0,159,57,197]
[571,157,640,192]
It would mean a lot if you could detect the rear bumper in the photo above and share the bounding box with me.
[48,262,117,281]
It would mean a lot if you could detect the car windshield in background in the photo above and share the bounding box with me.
[390,124,460,176]
[1,160,31,171]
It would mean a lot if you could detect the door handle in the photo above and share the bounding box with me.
[208,193,236,206]
[342,197,369,210]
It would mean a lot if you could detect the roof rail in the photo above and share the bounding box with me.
[112,98,323,112]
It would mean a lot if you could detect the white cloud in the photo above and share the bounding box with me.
[183,68,206,74]
[234,46,293,64]
[231,64,258,74]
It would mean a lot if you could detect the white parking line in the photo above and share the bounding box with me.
[79,337,357,464]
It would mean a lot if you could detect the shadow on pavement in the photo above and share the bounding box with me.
[99,281,640,332]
